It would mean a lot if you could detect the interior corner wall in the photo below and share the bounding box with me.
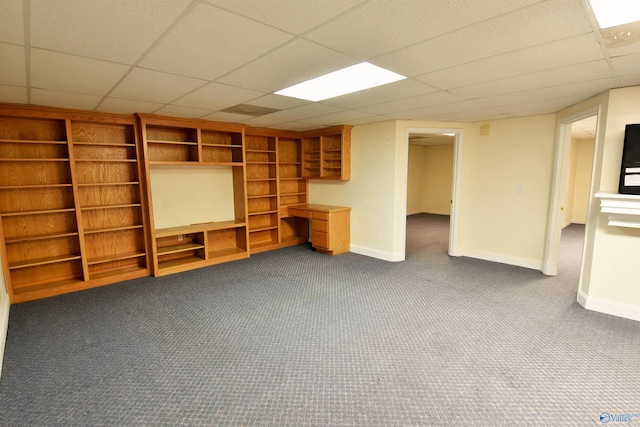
[421,144,453,215]
[457,115,557,269]
[578,86,640,321]
[406,144,426,215]
[563,138,579,227]
[570,138,595,224]
[309,120,401,261]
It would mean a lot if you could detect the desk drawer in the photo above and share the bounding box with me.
[288,208,311,219]
[312,211,328,220]
[311,219,328,233]
[312,231,329,249]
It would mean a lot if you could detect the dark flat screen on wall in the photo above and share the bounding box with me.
[619,124,640,195]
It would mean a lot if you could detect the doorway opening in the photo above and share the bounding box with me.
[403,128,462,260]
[543,107,599,278]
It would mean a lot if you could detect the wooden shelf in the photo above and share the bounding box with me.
[84,225,144,234]
[78,181,139,187]
[87,251,146,265]
[0,139,67,145]
[147,139,197,145]
[81,203,141,210]
[157,242,205,256]
[0,158,69,162]
[155,220,246,238]
[73,141,135,147]
[0,183,73,190]
[74,158,137,163]
[1,207,75,217]
[4,231,79,243]
[9,254,82,270]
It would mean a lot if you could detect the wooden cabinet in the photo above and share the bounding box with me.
[301,125,351,180]
[0,105,150,303]
[288,204,350,255]
[137,114,249,277]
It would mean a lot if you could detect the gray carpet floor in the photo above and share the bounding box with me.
[0,214,638,426]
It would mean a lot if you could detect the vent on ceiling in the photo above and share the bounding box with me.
[220,104,280,117]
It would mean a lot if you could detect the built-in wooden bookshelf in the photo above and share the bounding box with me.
[301,125,352,180]
[0,105,150,303]
[137,114,249,276]
[0,105,351,301]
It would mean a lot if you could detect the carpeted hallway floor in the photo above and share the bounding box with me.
[0,214,638,426]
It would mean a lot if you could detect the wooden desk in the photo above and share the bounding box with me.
[288,204,351,255]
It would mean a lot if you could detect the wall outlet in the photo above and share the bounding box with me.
[517,185,524,194]
[178,234,184,241]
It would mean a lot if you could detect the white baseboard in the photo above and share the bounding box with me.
[577,291,640,322]
[0,292,9,379]
[350,244,403,262]
[458,249,541,270]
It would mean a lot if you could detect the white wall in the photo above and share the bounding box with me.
[421,144,453,215]
[406,144,425,215]
[150,165,236,229]
[457,115,557,269]
[563,138,579,226]
[563,138,594,226]
[571,139,594,224]
[573,86,640,321]
[407,143,454,216]
[310,120,401,260]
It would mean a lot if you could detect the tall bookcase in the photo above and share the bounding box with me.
[0,105,150,303]
[244,128,309,254]
[137,114,249,277]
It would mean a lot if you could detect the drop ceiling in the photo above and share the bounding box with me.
[1,0,639,130]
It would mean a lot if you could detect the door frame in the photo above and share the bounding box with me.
[404,127,463,257]
[542,105,600,275]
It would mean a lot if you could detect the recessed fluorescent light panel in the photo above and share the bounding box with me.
[589,0,640,29]
[274,62,406,102]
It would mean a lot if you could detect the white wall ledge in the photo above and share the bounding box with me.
[595,192,640,228]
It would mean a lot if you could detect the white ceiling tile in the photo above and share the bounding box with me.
[0,42,26,86]
[260,103,343,122]
[398,100,489,120]
[31,88,101,110]
[110,68,206,104]
[0,1,23,44]
[374,0,593,77]
[346,115,393,126]
[140,3,293,80]
[298,109,371,126]
[477,79,616,108]
[204,0,368,35]
[306,0,544,59]
[450,60,613,99]
[30,0,193,64]
[201,111,254,123]
[611,53,640,76]
[240,116,288,128]
[0,85,27,104]
[97,97,164,114]
[31,49,129,96]
[173,82,264,111]
[247,94,310,110]
[268,121,318,131]
[618,74,640,87]
[218,39,357,93]
[320,79,439,109]
[416,33,604,90]
[154,105,212,119]
[359,91,464,115]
